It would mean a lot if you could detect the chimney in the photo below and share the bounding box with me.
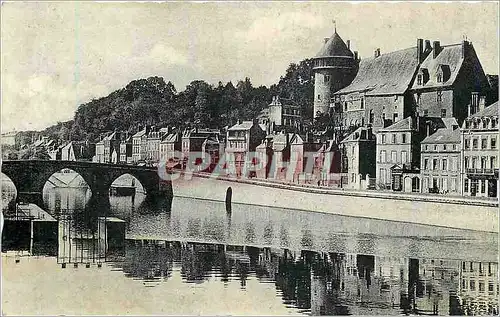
[374,48,381,58]
[347,40,350,50]
[432,41,441,58]
[324,37,329,44]
[417,38,424,63]
[462,40,469,58]
[424,40,432,53]
[354,51,358,60]
[479,96,486,112]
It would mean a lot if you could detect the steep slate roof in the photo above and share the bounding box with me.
[470,101,499,118]
[132,128,147,138]
[422,128,460,144]
[378,117,413,132]
[315,31,353,58]
[336,47,419,95]
[103,132,116,141]
[228,121,254,131]
[411,44,463,89]
[341,127,376,143]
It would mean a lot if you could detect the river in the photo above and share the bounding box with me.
[1,186,498,315]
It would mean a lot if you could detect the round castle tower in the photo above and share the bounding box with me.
[312,29,359,119]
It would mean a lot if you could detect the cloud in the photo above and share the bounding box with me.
[1,73,109,132]
[148,44,189,66]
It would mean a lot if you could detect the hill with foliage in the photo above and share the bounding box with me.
[35,58,315,142]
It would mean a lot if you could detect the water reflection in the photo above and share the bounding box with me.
[2,186,498,315]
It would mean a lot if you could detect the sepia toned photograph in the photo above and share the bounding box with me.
[1,1,499,315]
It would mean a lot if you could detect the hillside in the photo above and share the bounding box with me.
[34,58,314,143]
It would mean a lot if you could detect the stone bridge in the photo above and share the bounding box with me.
[1,160,172,208]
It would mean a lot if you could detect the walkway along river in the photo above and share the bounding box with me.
[170,174,499,232]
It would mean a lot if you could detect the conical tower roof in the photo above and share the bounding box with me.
[315,31,353,58]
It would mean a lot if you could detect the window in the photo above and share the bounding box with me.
[391,151,397,163]
[464,179,469,192]
[481,180,485,193]
[423,109,428,117]
[470,280,476,291]
[402,133,407,143]
[479,281,485,292]
[318,94,321,101]
[416,94,421,106]
[441,109,446,118]
[491,157,497,169]
[472,157,478,168]
[324,75,330,83]
[402,151,408,164]
[433,159,438,170]
[381,134,386,144]
[380,150,386,163]
[424,158,429,170]
[442,159,447,170]
[417,75,422,85]
[437,91,442,105]
[392,134,396,144]
[481,157,487,169]
[344,102,347,111]
[451,178,457,191]
[380,168,386,184]
[437,73,443,83]
[465,139,470,149]
[443,144,447,150]
[393,113,398,122]
[473,138,478,149]
[465,157,470,169]
[360,97,364,109]
[481,138,487,149]
[369,110,374,124]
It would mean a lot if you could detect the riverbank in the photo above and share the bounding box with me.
[190,172,498,207]
[171,173,499,232]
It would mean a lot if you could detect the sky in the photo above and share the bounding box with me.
[1,1,499,132]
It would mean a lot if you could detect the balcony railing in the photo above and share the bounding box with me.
[466,168,499,175]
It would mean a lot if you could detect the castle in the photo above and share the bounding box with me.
[311,29,496,131]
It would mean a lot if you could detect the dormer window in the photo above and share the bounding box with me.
[417,68,429,85]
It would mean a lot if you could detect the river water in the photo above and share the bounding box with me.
[2,185,498,315]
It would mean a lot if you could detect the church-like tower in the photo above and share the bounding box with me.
[312,29,359,119]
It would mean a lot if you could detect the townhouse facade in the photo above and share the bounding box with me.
[375,116,448,191]
[461,101,498,197]
[132,127,149,163]
[420,127,461,194]
[225,120,266,177]
[340,126,376,189]
[119,136,132,164]
[182,128,221,171]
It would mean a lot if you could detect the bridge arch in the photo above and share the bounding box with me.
[1,172,17,211]
[42,168,92,212]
